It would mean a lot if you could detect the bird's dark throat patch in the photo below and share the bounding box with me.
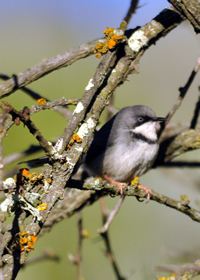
[131,132,157,144]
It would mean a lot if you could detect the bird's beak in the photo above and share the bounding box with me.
[153,117,166,122]
[153,117,166,132]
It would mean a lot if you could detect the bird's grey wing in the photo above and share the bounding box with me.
[85,115,116,165]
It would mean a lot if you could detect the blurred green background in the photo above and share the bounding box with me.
[1,1,200,279]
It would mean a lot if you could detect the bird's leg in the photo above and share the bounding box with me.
[102,174,126,196]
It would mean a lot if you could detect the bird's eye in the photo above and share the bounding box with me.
[137,117,144,122]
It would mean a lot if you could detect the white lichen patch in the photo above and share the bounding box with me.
[24,192,40,204]
[128,30,149,52]
[77,117,96,139]
[114,28,124,37]
[75,146,83,152]
[94,178,102,186]
[93,178,104,190]
[0,178,16,213]
[43,179,51,192]
[0,187,42,221]
[73,102,84,114]
[0,195,15,213]
[48,142,60,160]
[85,79,94,91]
[66,157,76,170]
[18,196,42,221]
[55,138,64,153]
[87,117,96,129]
[3,178,16,189]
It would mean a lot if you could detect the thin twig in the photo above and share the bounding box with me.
[77,212,83,280]
[123,0,140,25]
[22,250,59,267]
[98,196,125,233]
[190,93,200,129]
[30,98,79,114]
[99,198,126,280]
[0,210,5,280]
[155,259,200,279]
[30,97,79,120]
[159,56,200,140]
[190,85,200,129]
[0,108,9,191]
[1,103,56,159]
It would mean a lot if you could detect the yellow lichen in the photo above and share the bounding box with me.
[17,232,37,252]
[94,26,125,58]
[37,98,47,105]
[131,176,139,186]
[36,203,47,211]
[68,100,75,104]
[157,274,176,280]
[82,229,90,238]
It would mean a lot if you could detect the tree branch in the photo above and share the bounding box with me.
[0,39,102,98]
[168,0,200,33]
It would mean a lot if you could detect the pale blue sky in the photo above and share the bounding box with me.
[1,1,170,43]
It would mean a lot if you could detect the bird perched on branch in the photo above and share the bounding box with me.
[84,105,165,199]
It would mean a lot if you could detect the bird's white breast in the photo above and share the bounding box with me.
[103,134,159,183]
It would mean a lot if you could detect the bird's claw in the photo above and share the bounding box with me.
[137,184,152,202]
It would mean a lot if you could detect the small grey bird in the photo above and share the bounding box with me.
[84,105,165,198]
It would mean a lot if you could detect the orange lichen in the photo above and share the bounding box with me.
[36,203,47,211]
[66,144,70,150]
[103,27,114,35]
[73,133,82,143]
[95,54,101,59]
[17,232,37,252]
[17,169,44,184]
[94,26,125,58]
[108,39,117,49]
[20,168,30,177]
[37,98,47,105]
[66,133,82,150]
[113,33,123,40]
